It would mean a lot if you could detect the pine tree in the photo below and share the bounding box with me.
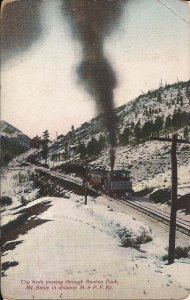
[87,136,100,156]
[172,108,181,128]
[77,142,86,159]
[157,93,162,103]
[98,134,106,151]
[141,121,154,139]
[30,135,42,149]
[131,122,135,131]
[119,127,131,145]
[134,121,141,141]
[183,127,189,139]
[64,142,69,160]
[165,114,172,129]
[180,96,183,106]
[42,130,50,163]
[185,86,190,99]
[154,116,163,133]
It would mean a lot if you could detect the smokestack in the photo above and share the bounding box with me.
[109,147,116,173]
[62,0,127,171]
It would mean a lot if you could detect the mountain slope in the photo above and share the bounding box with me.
[0,121,30,146]
[48,80,190,153]
[46,80,189,156]
[22,80,190,193]
[47,80,189,192]
[0,121,31,165]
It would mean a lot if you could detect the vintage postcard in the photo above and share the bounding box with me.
[1,0,190,299]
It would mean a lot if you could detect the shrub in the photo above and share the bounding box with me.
[117,228,152,250]
[175,246,190,259]
[1,196,13,206]
[20,195,28,205]
[136,230,153,244]
[162,246,190,261]
[149,188,171,204]
[133,187,155,197]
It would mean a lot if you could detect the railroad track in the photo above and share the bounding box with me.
[31,164,190,237]
[113,197,190,237]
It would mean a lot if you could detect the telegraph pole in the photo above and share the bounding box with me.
[168,134,177,264]
[84,158,88,205]
[150,134,189,264]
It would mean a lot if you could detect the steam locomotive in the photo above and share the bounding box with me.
[88,169,132,197]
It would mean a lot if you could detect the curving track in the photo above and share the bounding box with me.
[112,197,190,237]
[31,164,190,237]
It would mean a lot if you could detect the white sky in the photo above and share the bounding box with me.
[1,0,190,138]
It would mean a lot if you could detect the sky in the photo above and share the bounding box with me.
[1,0,190,139]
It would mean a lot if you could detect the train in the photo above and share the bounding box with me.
[88,168,132,197]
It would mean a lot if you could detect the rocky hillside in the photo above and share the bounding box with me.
[46,80,189,158]
[25,80,190,193]
[0,121,31,165]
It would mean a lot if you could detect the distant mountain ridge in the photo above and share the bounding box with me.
[0,120,31,146]
[0,120,31,165]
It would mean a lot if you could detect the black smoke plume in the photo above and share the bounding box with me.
[62,0,127,171]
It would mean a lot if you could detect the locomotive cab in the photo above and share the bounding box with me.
[110,170,131,181]
[104,170,132,195]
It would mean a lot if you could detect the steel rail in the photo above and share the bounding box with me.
[113,197,190,237]
[30,164,190,237]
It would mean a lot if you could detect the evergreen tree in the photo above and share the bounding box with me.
[131,121,135,130]
[119,127,131,145]
[42,130,50,162]
[98,134,106,151]
[172,109,190,129]
[87,136,100,156]
[154,116,163,133]
[30,135,42,149]
[165,114,172,129]
[180,96,183,106]
[141,121,154,139]
[134,121,141,141]
[177,88,181,97]
[77,142,86,159]
[157,93,162,103]
[64,142,69,160]
[185,86,190,98]
[183,127,189,139]
[172,108,182,128]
